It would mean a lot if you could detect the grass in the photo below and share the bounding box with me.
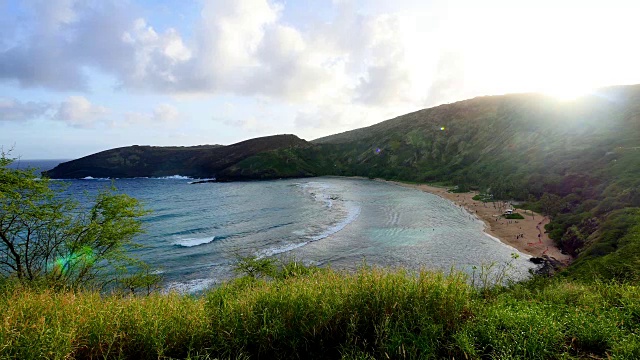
[1,268,640,359]
[0,285,210,359]
[504,212,525,219]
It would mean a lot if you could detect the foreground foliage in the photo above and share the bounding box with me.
[1,267,639,359]
[0,154,154,291]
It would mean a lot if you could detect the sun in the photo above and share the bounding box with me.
[543,86,591,101]
[540,82,595,101]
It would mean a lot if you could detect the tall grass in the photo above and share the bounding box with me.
[205,268,471,359]
[0,284,210,359]
[456,279,640,359]
[1,268,639,359]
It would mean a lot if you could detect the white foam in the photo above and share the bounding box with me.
[71,175,192,180]
[292,229,307,236]
[256,241,309,259]
[310,204,361,241]
[80,176,110,180]
[173,236,216,247]
[255,204,361,259]
[188,178,216,184]
[317,193,333,208]
[153,175,193,180]
[299,181,335,208]
[164,278,216,294]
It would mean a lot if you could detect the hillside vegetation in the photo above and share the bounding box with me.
[233,85,640,279]
[44,135,312,179]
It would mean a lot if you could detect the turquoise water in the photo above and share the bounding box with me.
[9,161,536,292]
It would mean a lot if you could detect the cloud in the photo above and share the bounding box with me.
[29,0,78,32]
[0,0,188,91]
[0,39,87,91]
[152,103,180,123]
[424,52,468,107]
[0,96,113,128]
[238,24,330,101]
[182,0,281,91]
[52,96,109,128]
[0,98,50,121]
[352,15,413,105]
[294,102,413,139]
[117,18,193,89]
[223,117,273,133]
[355,62,411,105]
[0,0,419,106]
[0,0,439,140]
[124,103,183,126]
[0,0,88,90]
[295,107,359,131]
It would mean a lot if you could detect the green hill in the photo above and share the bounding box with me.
[44,134,312,179]
[311,86,639,189]
[231,85,640,277]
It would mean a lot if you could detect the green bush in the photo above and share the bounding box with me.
[472,193,493,202]
[0,153,153,291]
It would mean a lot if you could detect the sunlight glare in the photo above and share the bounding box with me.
[542,84,593,101]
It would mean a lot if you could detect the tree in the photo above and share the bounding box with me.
[233,254,277,279]
[539,193,564,218]
[0,153,154,290]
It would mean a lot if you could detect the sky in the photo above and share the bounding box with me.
[1,0,639,159]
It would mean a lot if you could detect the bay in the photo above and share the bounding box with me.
[9,160,537,292]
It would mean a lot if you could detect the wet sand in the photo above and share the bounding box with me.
[380,180,572,264]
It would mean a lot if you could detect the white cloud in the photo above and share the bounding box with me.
[0,96,184,132]
[424,52,469,107]
[351,14,413,105]
[3,0,639,143]
[52,96,109,128]
[28,0,78,32]
[294,101,418,141]
[0,0,420,107]
[223,117,273,133]
[124,103,183,126]
[152,103,180,123]
[157,0,283,93]
[0,98,50,121]
[120,18,193,88]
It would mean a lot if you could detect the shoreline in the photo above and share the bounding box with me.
[375,179,573,264]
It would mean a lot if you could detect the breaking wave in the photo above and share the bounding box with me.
[173,236,217,247]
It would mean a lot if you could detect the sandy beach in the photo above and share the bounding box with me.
[379,180,572,264]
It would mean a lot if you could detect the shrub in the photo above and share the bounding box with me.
[0,153,154,292]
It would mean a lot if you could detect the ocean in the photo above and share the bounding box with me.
[8,160,536,292]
